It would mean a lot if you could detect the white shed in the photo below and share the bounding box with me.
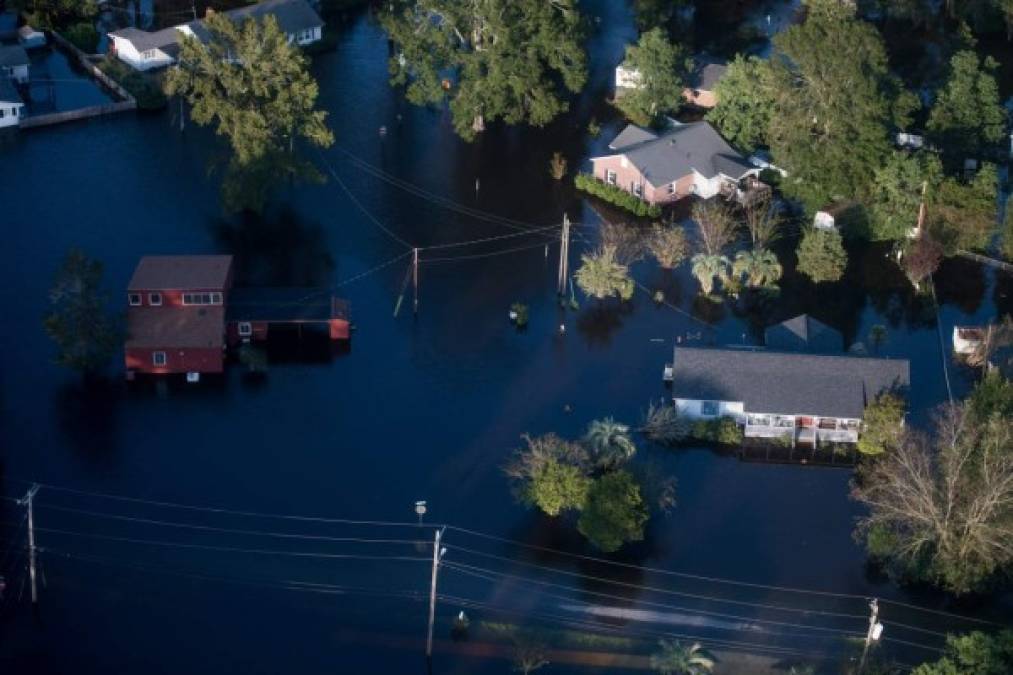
[0,78,24,129]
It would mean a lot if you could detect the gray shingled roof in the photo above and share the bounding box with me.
[670,346,909,419]
[599,122,754,186]
[0,44,29,67]
[128,255,233,291]
[764,315,844,353]
[0,77,22,104]
[690,60,727,92]
[110,0,321,52]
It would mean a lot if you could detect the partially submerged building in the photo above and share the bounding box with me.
[125,255,350,379]
[669,347,909,446]
[0,78,24,129]
[589,122,764,205]
[109,0,323,71]
[0,44,29,84]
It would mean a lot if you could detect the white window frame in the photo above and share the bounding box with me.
[605,169,617,186]
[128,293,142,306]
[182,292,223,306]
[152,351,167,367]
[632,182,644,198]
[238,321,252,337]
[211,292,223,305]
[667,182,675,195]
[149,292,162,306]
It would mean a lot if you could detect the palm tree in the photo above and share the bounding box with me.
[732,249,782,288]
[650,640,715,675]
[575,246,635,301]
[584,417,637,469]
[691,254,730,295]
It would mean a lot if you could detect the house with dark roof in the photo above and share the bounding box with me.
[588,122,763,205]
[682,59,727,109]
[0,44,29,84]
[125,255,350,379]
[669,346,909,446]
[764,315,844,353]
[0,77,24,129]
[109,0,323,71]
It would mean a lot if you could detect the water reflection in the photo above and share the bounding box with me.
[53,377,121,463]
[935,256,988,315]
[576,300,636,348]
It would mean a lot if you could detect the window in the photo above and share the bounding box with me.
[149,292,162,306]
[0,109,5,119]
[605,169,617,186]
[701,401,719,416]
[152,352,167,367]
[632,182,643,198]
[667,182,675,195]
[238,322,252,337]
[182,292,223,306]
[128,293,142,306]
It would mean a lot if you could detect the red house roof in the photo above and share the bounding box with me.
[126,306,225,349]
[128,255,233,291]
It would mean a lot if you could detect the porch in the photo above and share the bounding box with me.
[719,176,770,206]
[744,414,860,446]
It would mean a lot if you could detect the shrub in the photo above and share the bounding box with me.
[577,470,648,552]
[65,22,99,53]
[689,417,742,445]
[97,55,167,110]
[796,227,847,284]
[510,302,529,327]
[575,173,661,218]
[857,393,906,456]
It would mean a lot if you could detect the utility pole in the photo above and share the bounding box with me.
[915,180,928,238]
[17,484,40,605]
[412,247,419,315]
[557,213,570,295]
[425,527,446,663]
[858,598,881,674]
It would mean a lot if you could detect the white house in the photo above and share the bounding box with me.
[0,45,29,84]
[0,78,24,129]
[668,340,909,447]
[109,0,323,71]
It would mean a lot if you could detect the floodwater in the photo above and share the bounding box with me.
[23,46,117,115]
[0,2,1010,673]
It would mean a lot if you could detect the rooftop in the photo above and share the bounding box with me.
[0,44,29,67]
[764,314,844,353]
[0,77,22,105]
[226,287,347,323]
[128,255,233,291]
[671,346,909,419]
[126,305,225,349]
[690,59,727,92]
[601,122,755,185]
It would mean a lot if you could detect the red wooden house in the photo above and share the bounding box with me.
[125,255,351,379]
[125,255,234,377]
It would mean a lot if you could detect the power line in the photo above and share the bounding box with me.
[442,561,866,640]
[335,250,413,288]
[421,240,553,264]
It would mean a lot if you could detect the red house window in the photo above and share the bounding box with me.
[152,352,167,367]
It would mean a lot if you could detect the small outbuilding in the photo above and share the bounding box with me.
[682,58,727,109]
[0,44,30,84]
[0,78,24,129]
[18,25,47,49]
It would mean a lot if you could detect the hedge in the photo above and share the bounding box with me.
[690,417,743,445]
[97,55,167,110]
[575,173,662,218]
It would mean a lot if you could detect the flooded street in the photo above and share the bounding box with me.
[1,2,1010,673]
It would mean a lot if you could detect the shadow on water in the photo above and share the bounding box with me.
[576,299,636,348]
[934,256,988,316]
[209,207,336,287]
[53,376,121,464]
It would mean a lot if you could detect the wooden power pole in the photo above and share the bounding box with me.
[425,527,445,662]
[17,484,40,604]
[557,213,570,295]
[412,247,419,315]
[858,598,881,674]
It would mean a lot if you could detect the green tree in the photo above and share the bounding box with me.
[869,153,942,242]
[927,163,999,253]
[857,393,907,456]
[615,28,688,126]
[926,51,1006,165]
[650,640,716,675]
[690,254,730,295]
[796,228,847,283]
[1002,197,1013,262]
[575,246,635,301]
[382,0,586,140]
[164,12,334,212]
[732,249,782,289]
[12,0,97,30]
[705,54,775,154]
[44,249,120,374]
[64,22,99,53]
[503,434,591,517]
[912,630,1013,675]
[584,417,637,469]
[766,0,910,210]
[577,470,648,552]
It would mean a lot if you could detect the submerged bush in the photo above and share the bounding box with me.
[575,173,662,218]
[98,55,167,110]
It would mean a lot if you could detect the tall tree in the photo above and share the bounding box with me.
[44,249,120,374]
[927,163,999,253]
[869,152,942,242]
[796,227,847,284]
[577,470,649,552]
[927,51,1006,165]
[575,246,635,301]
[650,640,716,675]
[584,418,637,470]
[705,54,775,154]
[912,630,1013,675]
[616,28,688,127]
[165,13,334,212]
[766,0,913,210]
[382,0,586,140]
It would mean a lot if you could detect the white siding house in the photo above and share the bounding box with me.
[0,78,24,129]
[0,45,29,83]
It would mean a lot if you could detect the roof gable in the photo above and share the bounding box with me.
[0,44,29,67]
[764,314,844,353]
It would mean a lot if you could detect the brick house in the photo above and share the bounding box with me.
[588,122,761,206]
